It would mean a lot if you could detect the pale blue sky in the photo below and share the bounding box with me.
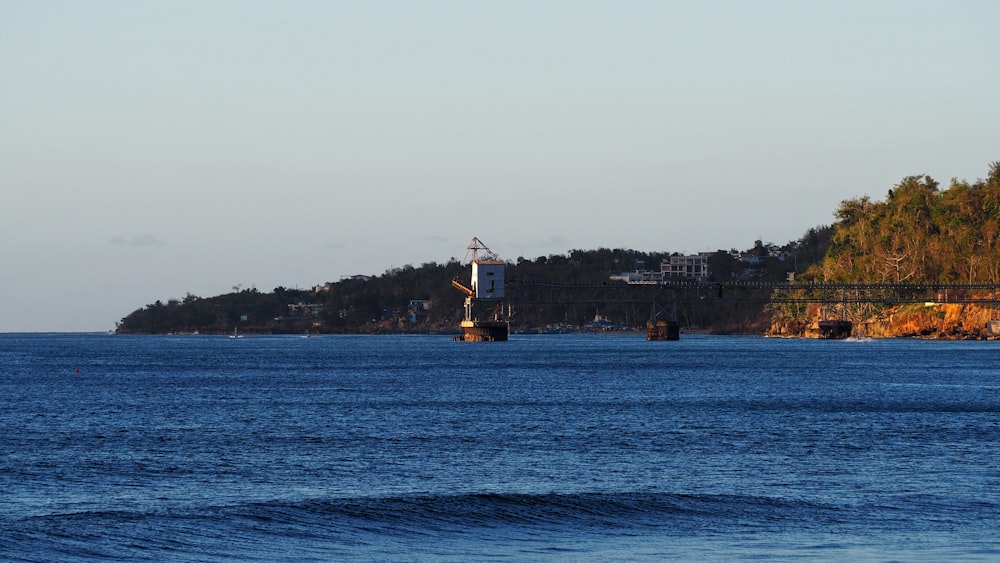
[2,0,998,331]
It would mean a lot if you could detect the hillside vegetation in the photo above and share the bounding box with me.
[817,162,1000,284]
[116,240,823,335]
[768,161,1000,338]
[117,161,1000,337]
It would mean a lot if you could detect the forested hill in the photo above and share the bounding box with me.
[115,231,830,335]
[816,161,1000,285]
[766,161,1000,339]
[116,161,1000,336]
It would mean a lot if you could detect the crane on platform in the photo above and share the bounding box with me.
[451,237,509,341]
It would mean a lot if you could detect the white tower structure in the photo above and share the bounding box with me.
[451,237,509,341]
[471,257,504,300]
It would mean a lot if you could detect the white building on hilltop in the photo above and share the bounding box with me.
[662,253,712,281]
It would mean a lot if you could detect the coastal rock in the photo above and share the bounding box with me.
[768,301,999,339]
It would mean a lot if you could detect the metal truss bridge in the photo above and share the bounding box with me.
[505,279,1000,306]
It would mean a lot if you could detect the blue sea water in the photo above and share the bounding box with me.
[1,332,999,561]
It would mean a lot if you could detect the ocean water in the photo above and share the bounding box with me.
[1,332,999,562]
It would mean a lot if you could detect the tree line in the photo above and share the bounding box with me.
[117,160,999,335]
[116,237,824,334]
[817,162,1000,285]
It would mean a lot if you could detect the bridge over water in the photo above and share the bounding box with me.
[505,280,1000,305]
[504,279,1000,338]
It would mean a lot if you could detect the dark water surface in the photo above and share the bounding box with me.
[2,333,999,561]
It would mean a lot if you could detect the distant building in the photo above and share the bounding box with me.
[610,270,664,284]
[288,302,326,317]
[408,299,430,323]
[662,253,712,281]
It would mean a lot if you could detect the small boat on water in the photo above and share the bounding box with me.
[229,327,243,339]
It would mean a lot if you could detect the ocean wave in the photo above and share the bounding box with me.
[216,491,841,535]
[3,490,863,562]
[5,490,999,562]
[9,491,1000,563]
[21,488,996,541]
[10,491,833,531]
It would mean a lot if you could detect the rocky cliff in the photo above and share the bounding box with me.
[767,301,1000,339]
